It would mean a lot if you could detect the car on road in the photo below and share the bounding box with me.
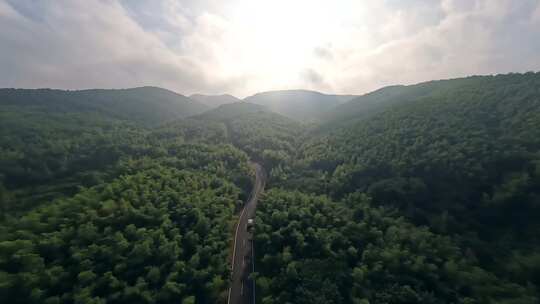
[247,218,254,231]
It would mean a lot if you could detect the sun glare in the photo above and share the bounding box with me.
[222,0,363,86]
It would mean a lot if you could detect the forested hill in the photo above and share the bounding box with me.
[0,86,208,125]
[299,72,540,242]
[321,73,540,128]
[194,101,269,121]
[243,89,356,121]
[258,72,540,302]
[0,92,252,302]
[193,102,305,173]
[189,94,241,108]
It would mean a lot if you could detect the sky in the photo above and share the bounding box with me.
[1,0,539,97]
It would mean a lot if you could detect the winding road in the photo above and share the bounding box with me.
[228,162,266,304]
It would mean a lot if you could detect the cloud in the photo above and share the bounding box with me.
[0,1,211,93]
[1,0,539,97]
[301,68,332,93]
[326,0,540,93]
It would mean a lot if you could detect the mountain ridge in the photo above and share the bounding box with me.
[189,93,241,108]
[243,89,357,121]
[0,86,208,125]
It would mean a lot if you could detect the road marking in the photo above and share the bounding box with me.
[241,281,244,295]
[227,200,248,304]
[252,240,256,303]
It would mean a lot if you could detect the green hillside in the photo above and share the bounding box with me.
[189,94,241,108]
[194,101,268,121]
[0,87,208,126]
[0,92,251,303]
[261,72,540,302]
[244,89,356,121]
[320,75,526,128]
[0,86,208,212]
[194,102,305,173]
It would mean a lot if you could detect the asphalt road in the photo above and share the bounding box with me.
[228,162,266,304]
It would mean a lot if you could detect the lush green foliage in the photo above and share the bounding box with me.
[1,139,252,303]
[196,102,305,173]
[0,86,210,213]
[254,190,537,303]
[189,94,241,108]
[0,96,252,303]
[1,163,241,303]
[3,72,540,303]
[0,109,145,213]
[262,72,540,302]
[0,87,207,126]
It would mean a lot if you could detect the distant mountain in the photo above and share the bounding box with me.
[333,94,360,104]
[194,101,269,121]
[190,93,241,108]
[243,89,357,121]
[193,101,304,164]
[0,86,208,125]
[322,76,502,127]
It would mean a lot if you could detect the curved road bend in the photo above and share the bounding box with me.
[228,162,266,304]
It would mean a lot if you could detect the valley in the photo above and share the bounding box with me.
[1,72,540,303]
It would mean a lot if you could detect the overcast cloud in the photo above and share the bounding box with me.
[1,0,539,97]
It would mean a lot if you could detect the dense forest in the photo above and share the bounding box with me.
[195,102,305,172]
[253,190,536,303]
[2,72,540,303]
[0,87,208,126]
[0,91,252,303]
[255,72,540,303]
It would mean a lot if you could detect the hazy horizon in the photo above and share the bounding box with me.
[3,71,538,100]
[1,0,539,97]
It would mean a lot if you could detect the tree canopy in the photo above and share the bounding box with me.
[2,72,540,303]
